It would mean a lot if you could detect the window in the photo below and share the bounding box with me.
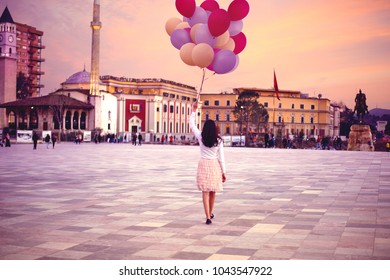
[130,104,140,112]
[291,116,295,123]
[65,111,71,130]
[170,105,174,113]
[264,102,268,108]
[300,104,304,109]
[278,103,282,108]
[310,116,314,124]
[73,111,79,129]
[301,116,304,123]
[163,105,167,112]
[226,127,230,134]
[311,105,315,110]
[156,107,160,112]
[80,112,86,130]
[214,100,220,106]
[292,104,295,109]
[227,100,230,106]
[204,100,209,105]
[205,114,209,120]
[156,121,160,133]
[176,106,179,114]
[226,114,230,121]
[216,114,219,121]
[278,115,282,123]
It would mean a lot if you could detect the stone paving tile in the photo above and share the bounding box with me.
[1,143,390,260]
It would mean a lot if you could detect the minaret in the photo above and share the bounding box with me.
[89,0,102,129]
[0,7,17,128]
[90,0,101,96]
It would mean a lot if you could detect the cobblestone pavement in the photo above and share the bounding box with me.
[0,142,390,260]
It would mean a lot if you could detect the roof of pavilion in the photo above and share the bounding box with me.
[0,94,94,109]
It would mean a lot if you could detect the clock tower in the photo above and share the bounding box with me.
[0,6,17,128]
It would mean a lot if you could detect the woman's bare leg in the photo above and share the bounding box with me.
[202,191,211,219]
[209,191,216,217]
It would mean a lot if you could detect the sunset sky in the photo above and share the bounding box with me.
[1,0,390,109]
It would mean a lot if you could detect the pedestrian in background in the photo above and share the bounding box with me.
[52,134,57,149]
[45,134,51,149]
[32,131,39,150]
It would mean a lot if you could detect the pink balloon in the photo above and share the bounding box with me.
[175,0,196,18]
[208,9,231,37]
[200,0,219,12]
[228,0,250,21]
[212,50,237,74]
[231,32,246,54]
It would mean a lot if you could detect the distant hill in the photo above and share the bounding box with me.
[369,108,390,117]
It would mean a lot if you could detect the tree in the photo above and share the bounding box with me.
[16,72,32,99]
[233,90,260,146]
[49,95,72,143]
[250,102,269,135]
[340,106,354,136]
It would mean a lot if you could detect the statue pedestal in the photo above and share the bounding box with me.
[347,124,374,151]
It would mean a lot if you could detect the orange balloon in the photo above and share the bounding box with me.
[165,17,182,36]
[220,38,235,51]
[192,43,214,68]
[180,43,196,66]
[215,30,230,48]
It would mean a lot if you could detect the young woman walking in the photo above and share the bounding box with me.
[190,102,226,225]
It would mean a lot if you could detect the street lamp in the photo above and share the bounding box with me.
[240,105,244,146]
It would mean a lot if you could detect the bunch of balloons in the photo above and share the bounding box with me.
[166,0,250,75]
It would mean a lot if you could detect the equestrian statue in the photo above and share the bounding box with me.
[353,89,368,123]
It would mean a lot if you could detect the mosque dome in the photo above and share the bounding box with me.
[62,69,91,84]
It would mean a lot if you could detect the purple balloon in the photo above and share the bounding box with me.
[187,6,208,27]
[229,20,243,36]
[194,24,217,47]
[212,49,237,74]
[170,29,191,50]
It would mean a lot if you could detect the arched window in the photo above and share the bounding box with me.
[53,115,60,129]
[73,111,79,129]
[29,110,38,129]
[80,112,86,130]
[65,111,71,130]
[18,111,27,130]
[8,111,16,129]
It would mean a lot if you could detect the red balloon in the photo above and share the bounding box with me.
[231,32,246,54]
[208,9,231,37]
[175,0,196,18]
[228,0,250,21]
[200,0,219,12]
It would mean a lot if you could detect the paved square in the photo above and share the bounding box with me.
[0,142,390,260]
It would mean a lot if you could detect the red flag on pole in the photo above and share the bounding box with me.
[274,70,280,100]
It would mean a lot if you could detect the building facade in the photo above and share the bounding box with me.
[200,88,341,140]
[16,21,45,97]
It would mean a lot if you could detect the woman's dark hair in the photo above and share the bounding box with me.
[201,119,222,148]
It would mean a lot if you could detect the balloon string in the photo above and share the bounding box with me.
[197,68,206,102]
[196,70,216,102]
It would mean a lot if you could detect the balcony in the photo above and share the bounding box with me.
[30,83,44,88]
[29,69,45,75]
[30,56,45,62]
[30,42,46,49]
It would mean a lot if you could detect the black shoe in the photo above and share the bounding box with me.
[211,213,214,219]
[206,219,212,225]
